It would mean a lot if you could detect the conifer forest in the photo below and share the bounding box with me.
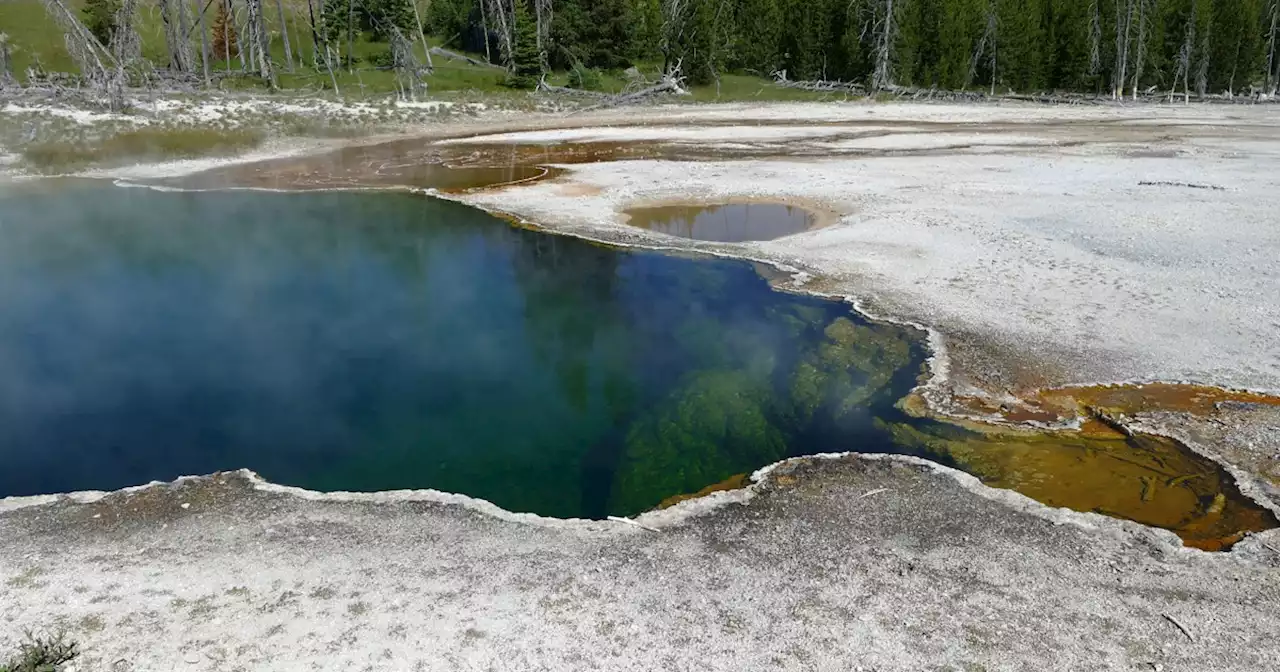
[25,0,1280,98]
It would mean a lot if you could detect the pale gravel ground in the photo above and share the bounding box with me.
[3,456,1280,672]
[449,103,1280,398]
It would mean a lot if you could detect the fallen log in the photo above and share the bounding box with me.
[429,47,503,71]
[571,65,688,114]
[535,74,611,99]
[775,78,865,94]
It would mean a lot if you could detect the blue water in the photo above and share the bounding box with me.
[0,185,926,517]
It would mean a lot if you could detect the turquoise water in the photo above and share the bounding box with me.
[0,185,926,517]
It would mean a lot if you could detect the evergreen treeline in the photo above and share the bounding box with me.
[70,0,1280,95]
[427,0,1280,95]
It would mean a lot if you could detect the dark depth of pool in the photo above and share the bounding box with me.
[0,186,927,517]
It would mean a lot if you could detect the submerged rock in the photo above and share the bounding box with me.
[610,369,787,514]
[785,316,916,427]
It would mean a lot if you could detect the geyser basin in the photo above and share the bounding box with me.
[625,203,817,242]
[0,186,1271,548]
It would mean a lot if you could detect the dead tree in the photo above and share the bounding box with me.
[238,0,254,70]
[389,26,427,100]
[1171,4,1196,103]
[855,0,900,91]
[660,0,688,74]
[161,0,195,72]
[409,0,432,70]
[1268,0,1279,95]
[1129,0,1152,100]
[534,0,552,68]
[479,0,492,62]
[305,0,321,66]
[486,0,514,66]
[0,33,15,89]
[1112,0,1134,99]
[967,0,996,93]
[38,0,126,109]
[193,0,211,85]
[347,0,355,72]
[1195,16,1211,97]
[323,43,340,95]
[573,60,688,114]
[1088,0,1102,78]
[246,0,277,88]
[872,0,897,91]
[234,0,249,70]
[274,0,294,72]
[111,0,142,65]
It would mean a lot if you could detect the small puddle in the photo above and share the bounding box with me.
[625,203,817,242]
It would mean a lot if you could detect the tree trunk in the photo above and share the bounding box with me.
[306,0,321,67]
[1113,0,1133,99]
[194,0,211,85]
[324,43,341,96]
[480,0,492,63]
[1268,0,1279,95]
[347,0,355,72]
[247,0,277,87]
[967,0,996,91]
[534,0,542,65]
[534,0,551,68]
[486,0,514,67]
[37,0,124,109]
[222,0,234,73]
[1173,6,1195,104]
[111,0,142,65]
[162,0,195,72]
[236,1,250,71]
[411,0,432,69]
[1088,0,1101,77]
[0,34,15,88]
[179,0,192,69]
[1228,30,1242,96]
[1130,0,1148,100]
[660,0,688,75]
[873,0,897,91]
[1195,20,1211,98]
[275,0,294,72]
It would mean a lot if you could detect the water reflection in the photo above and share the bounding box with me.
[626,203,816,242]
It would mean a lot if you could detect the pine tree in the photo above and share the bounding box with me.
[366,0,417,41]
[82,0,122,46]
[550,0,634,70]
[734,0,783,75]
[1208,0,1264,94]
[212,0,238,63]
[506,0,542,88]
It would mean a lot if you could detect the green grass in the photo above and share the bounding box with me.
[688,74,842,103]
[20,125,266,172]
